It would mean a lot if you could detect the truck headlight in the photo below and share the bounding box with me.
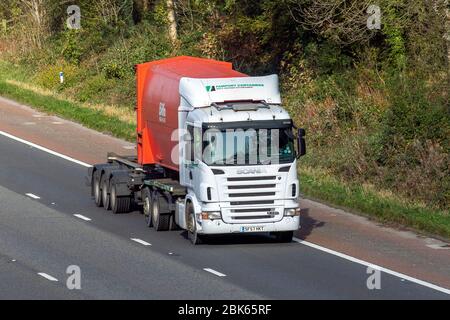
[284,208,301,216]
[201,211,221,220]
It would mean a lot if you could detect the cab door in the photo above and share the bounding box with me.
[180,121,202,190]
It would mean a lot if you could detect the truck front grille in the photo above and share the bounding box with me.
[228,192,275,198]
[220,175,283,223]
[229,207,280,220]
[228,184,276,189]
[227,176,276,182]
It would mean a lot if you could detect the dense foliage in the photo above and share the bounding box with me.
[0,0,449,212]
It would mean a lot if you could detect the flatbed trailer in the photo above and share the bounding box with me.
[89,152,186,231]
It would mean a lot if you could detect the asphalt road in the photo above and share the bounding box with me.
[0,134,448,299]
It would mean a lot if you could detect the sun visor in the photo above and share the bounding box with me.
[179,75,281,109]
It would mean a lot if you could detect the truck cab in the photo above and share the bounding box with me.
[174,76,306,244]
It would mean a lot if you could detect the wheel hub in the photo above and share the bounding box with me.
[152,199,158,223]
[94,181,100,199]
[144,197,150,215]
[111,186,115,207]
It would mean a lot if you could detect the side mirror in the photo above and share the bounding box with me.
[297,128,306,158]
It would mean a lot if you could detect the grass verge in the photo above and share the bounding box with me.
[1,60,448,239]
[300,166,450,238]
[0,63,135,142]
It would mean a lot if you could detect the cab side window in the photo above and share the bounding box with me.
[186,125,194,162]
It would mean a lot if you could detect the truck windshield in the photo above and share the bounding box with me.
[202,126,295,166]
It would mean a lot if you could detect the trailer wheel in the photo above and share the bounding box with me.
[186,203,202,245]
[274,231,293,243]
[151,191,170,231]
[101,175,111,211]
[142,188,152,227]
[93,170,103,207]
[110,181,130,214]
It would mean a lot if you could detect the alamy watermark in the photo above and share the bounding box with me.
[67,5,81,30]
[66,265,81,290]
[366,266,381,290]
[367,4,382,30]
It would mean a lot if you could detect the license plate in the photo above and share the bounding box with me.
[240,226,265,232]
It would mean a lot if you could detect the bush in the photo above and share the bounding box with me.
[34,61,80,91]
[304,42,352,75]
[100,23,171,80]
[60,29,84,65]
[102,60,128,80]
[76,74,113,103]
[380,75,449,162]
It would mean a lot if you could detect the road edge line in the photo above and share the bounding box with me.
[293,237,450,295]
[0,130,92,168]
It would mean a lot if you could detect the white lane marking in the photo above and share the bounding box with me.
[122,145,135,150]
[51,121,63,125]
[74,214,91,221]
[293,238,450,295]
[131,238,152,246]
[38,273,58,282]
[26,193,40,199]
[0,130,92,168]
[3,128,448,294]
[203,268,226,277]
[23,122,36,125]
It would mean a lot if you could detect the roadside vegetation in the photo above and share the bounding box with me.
[0,1,448,238]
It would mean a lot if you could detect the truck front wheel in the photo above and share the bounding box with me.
[186,203,202,245]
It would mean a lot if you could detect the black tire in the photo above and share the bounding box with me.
[151,191,170,231]
[274,231,293,243]
[186,203,202,245]
[101,175,111,211]
[142,187,152,227]
[93,170,103,207]
[110,181,131,214]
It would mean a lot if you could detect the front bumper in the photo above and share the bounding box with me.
[197,216,300,235]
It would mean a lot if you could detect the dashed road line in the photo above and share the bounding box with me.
[74,214,92,221]
[25,193,40,199]
[293,237,450,295]
[203,268,226,277]
[131,238,152,246]
[37,273,58,282]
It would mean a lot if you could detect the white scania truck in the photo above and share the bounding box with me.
[89,56,306,244]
